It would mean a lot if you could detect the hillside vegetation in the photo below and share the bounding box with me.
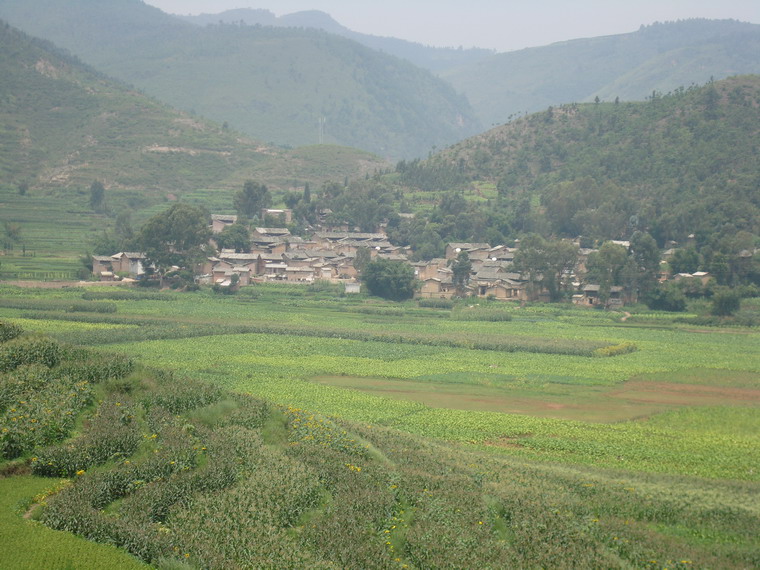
[398,76,760,250]
[444,19,760,127]
[0,0,480,159]
[0,20,386,193]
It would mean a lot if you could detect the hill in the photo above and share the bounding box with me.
[0,0,480,159]
[177,8,495,73]
[0,20,386,192]
[444,19,760,128]
[397,76,760,250]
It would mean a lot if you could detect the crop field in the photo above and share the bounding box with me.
[1,306,759,569]
[0,283,758,486]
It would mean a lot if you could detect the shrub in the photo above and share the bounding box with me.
[0,336,62,372]
[711,287,741,316]
[418,298,454,309]
[0,320,23,343]
[32,397,141,477]
[645,285,687,312]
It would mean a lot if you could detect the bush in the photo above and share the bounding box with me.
[644,285,686,312]
[0,336,62,372]
[0,320,23,343]
[711,287,741,316]
[418,298,454,309]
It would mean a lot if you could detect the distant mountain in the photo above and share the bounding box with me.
[443,19,760,127]
[0,20,386,192]
[176,8,495,73]
[0,0,480,159]
[401,76,760,247]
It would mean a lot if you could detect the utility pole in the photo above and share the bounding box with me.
[318,116,326,144]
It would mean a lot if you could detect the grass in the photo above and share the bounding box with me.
[0,476,148,570]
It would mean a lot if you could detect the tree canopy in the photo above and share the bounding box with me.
[362,259,417,301]
[234,181,271,220]
[138,203,211,277]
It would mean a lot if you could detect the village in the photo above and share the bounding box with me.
[90,207,717,307]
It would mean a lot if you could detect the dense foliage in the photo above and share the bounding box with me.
[362,259,417,301]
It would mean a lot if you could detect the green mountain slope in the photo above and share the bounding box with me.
[0,20,385,192]
[402,76,760,247]
[0,0,480,159]
[444,19,760,127]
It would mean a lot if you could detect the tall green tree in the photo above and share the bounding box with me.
[353,247,372,274]
[586,242,629,306]
[234,181,271,220]
[451,251,472,296]
[138,203,212,283]
[89,180,105,211]
[628,231,661,297]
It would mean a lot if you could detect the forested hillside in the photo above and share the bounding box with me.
[0,0,480,159]
[0,20,386,192]
[444,19,760,127]
[311,77,760,272]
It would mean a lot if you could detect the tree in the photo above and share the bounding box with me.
[362,259,416,301]
[138,203,212,284]
[645,283,686,312]
[215,223,250,253]
[234,181,271,220]
[669,248,699,275]
[711,287,741,316]
[628,231,661,297]
[353,247,372,274]
[3,221,22,251]
[513,234,578,301]
[89,180,105,211]
[303,182,311,203]
[451,251,472,296]
[586,242,628,306]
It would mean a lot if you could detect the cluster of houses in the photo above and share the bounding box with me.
[92,212,729,306]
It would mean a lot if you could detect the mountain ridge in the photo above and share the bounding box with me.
[176,8,496,73]
[0,19,386,193]
[443,18,760,127]
[0,0,480,159]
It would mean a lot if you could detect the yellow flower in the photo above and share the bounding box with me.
[76,470,85,476]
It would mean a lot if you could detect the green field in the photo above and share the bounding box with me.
[1,284,759,567]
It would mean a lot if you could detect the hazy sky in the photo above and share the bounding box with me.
[144,0,760,52]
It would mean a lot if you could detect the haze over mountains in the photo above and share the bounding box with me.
[0,20,385,192]
[1,0,759,161]
[0,0,480,160]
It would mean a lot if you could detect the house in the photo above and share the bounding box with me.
[345,282,361,294]
[576,284,625,307]
[261,209,293,224]
[445,243,491,260]
[285,266,315,282]
[110,252,146,278]
[211,214,237,234]
[418,276,456,299]
[92,255,114,279]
